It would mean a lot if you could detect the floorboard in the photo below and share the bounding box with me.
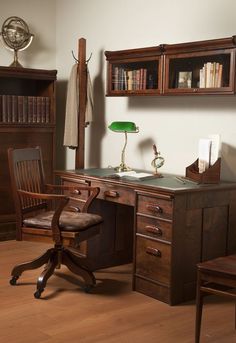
[0,240,236,342]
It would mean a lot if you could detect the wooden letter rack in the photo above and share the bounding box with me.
[185,158,221,184]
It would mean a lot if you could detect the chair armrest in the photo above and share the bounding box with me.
[18,189,70,201]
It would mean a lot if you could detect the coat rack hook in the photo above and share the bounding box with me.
[71,50,79,63]
[86,52,92,64]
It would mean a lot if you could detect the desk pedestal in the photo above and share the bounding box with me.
[55,169,236,305]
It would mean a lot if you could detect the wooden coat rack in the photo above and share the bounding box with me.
[75,37,87,169]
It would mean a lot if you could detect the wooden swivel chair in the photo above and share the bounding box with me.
[8,147,103,299]
[195,254,236,342]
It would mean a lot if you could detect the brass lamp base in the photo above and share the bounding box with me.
[114,163,132,172]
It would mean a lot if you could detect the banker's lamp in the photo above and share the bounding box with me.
[108,121,139,172]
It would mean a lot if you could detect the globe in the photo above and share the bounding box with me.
[0,16,34,67]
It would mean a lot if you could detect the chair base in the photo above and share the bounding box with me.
[9,245,96,298]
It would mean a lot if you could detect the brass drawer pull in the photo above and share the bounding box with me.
[146,247,161,257]
[104,190,119,198]
[71,189,81,195]
[68,206,80,212]
[145,225,162,236]
[146,204,162,214]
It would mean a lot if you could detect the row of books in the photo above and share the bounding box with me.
[199,62,223,88]
[112,67,154,91]
[0,95,51,124]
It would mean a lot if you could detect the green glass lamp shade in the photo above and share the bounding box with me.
[108,121,139,172]
[108,121,138,133]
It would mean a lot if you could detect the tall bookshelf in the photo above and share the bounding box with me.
[105,36,236,96]
[0,66,57,241]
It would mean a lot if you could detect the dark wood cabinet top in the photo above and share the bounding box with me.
[0,66,57,80]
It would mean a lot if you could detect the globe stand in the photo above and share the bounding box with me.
[9,49,23,67]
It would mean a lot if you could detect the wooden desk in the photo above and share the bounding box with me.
[55,168,236,305]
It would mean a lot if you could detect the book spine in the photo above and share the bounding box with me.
[32,97,37,123]
[45,97,50,123]
[2,95,7,123]
[12,95,18,123]
[23,96,28,123]
[0,95,2,122]
[41,97,46,123]
[17,96,24,123]
[27,96,33,123]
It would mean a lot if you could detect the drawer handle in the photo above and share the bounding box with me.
[146,247,161,257]
[104,190,119,198]
[71,189,81,195]
[68,206,80,212]
[145,225,162,236]
[146,204,163,214]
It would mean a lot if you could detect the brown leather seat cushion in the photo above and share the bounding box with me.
[23,210,103,232]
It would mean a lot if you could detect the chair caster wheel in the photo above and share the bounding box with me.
[10,276,19,285]
[34,289,43,299]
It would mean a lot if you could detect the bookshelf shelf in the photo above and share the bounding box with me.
[0,66,57,241]
[105,36,236,96]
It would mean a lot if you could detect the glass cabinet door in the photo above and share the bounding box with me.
[164,49,235,95]
[106,57,162,96]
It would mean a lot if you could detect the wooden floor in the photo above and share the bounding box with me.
[1,241,236,343]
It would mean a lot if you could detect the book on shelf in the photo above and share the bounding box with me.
[17,96,24,123]
[112,67,149,91]
[11,95,18,123]
[45,97,50,123]
[2,95,7,123]
[0,95,2,122]
[199,62,223,88]
[0,95,50,124]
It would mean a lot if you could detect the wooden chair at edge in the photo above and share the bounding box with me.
[8,146,103,299]
[195,254,236,342]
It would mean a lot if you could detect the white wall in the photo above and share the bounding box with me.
[55,0,236,181]
[1,1,236,181]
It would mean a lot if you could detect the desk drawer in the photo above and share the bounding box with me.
[61,178,89,211]
[92,181,135,206]
[137,194,173,220]
[135,236,171,285]
[61,178,89,198]
[136,215,172,242]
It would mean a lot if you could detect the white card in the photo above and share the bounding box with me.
[198,138,211,173]
[208,134,221,165]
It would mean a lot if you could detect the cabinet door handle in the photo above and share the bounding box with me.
[104,190,119,198]
[145,225,162,236]
[146,204,162,214]
[146,247,161,257]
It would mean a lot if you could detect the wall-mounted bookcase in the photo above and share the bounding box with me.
[105,46,163,96]
[105,36,236,96]
[0,66,57,241]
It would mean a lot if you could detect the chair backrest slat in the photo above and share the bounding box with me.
[8,147,47,212]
